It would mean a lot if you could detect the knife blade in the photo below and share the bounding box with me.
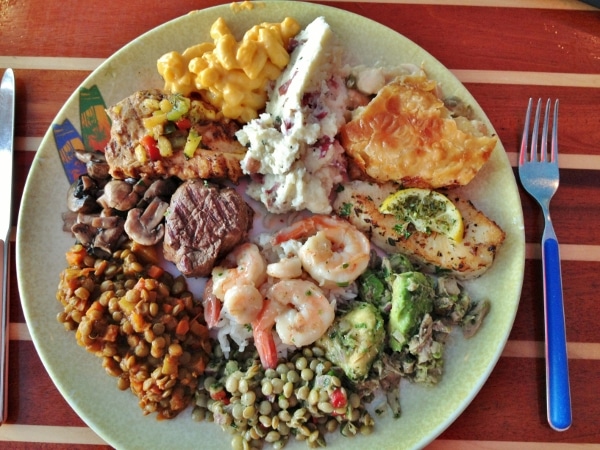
[0,68,15,425]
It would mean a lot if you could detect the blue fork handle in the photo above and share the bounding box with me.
[543,237,572,431]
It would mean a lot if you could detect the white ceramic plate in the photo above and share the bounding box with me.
[17,2,525,449]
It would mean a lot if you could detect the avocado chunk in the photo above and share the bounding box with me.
[358,253,414,313]
[357,269,389,307]
[388,272,435,352]
[383,253,414,275]
[317,302,385,381]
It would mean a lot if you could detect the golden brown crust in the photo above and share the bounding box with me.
[340,74,497,189]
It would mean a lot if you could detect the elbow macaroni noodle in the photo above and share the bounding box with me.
[157,17,301,123]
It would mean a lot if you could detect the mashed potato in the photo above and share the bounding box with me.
[236,17,348,214]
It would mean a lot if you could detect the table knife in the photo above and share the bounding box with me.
[0,68,15,425]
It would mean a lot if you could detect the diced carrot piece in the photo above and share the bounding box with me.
[104,324,119,342]
[130,241,160,265]
[147,264,164,279]
[175,317,189,335]
[190,319,209,338]
[66,247,86,266]
[87,300,104,313]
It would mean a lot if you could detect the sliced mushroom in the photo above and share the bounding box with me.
[143,177,179,202]
[97,179,140,211]
[75,148,102,164]
[124,197,169,246]
[93,219,126,258]
[77,212,122,229]
[75,149,110,180]
[71,222,96,247]
[62,211,78,232]
[131,175,153,197]
[71,209,127,259]
[92,215,122,229]
[67,175,101,214]
[86,158,110,180]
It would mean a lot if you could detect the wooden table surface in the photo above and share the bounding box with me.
[2,0,600,448]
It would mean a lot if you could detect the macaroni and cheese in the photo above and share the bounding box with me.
[157,17,300,123]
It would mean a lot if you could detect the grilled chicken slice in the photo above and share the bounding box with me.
[333,180,505,279]
[105,90,246,183]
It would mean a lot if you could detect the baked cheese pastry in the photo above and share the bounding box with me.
[340,73,497,189]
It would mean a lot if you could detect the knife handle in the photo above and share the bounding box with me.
[0,238,9,425]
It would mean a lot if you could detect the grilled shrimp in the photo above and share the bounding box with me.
[272,215,370,288]
[222,284,264,325]
[266,256,303,279]
[252,279,335,368]
[210,242,268,325]
[211,243,267,300]
[252,299,286,369]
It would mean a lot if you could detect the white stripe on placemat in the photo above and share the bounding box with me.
[453,70,600,88]
[503,341,600,360]
[0,424,107,445]
[428,441,599,449]
[311,0,597,10]
[506,152,600,171]
[0,56,103,71]
[526,244,600,262]
[0,65,598,89]
[9,323,31,341]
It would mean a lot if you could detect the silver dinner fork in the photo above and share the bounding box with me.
[519,98,572,431]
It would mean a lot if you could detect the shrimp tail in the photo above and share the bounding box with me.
[272,216,321,245]
[252,299,282,369]
[252,326,279,369]
[202,279,221,329]
[203,296,221,329]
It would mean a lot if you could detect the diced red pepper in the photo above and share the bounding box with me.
[175,117,192,130]
[140,135,161,161]
[210,389,230,404]
[330,388,347,409]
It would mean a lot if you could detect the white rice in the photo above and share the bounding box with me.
[211,307,254,358]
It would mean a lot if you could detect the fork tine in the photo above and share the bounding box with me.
[530,98,542,162]
[520,98,559,164]
[541,99,551,162]
[551,99,560,164]
[519,98,533,165]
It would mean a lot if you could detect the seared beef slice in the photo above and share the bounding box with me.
[163,180,253,277]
